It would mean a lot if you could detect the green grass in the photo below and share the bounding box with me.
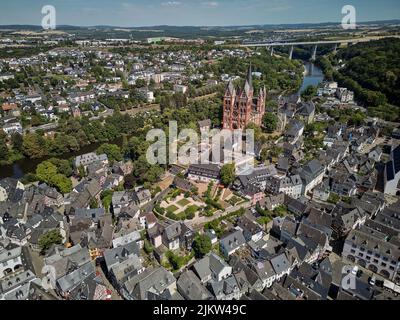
[166,205,179,213]
[177,198,190,207]
[228,195,244,206]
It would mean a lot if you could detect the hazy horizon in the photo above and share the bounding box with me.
[0,0,399,27]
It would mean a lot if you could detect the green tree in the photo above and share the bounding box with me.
[144,239,154,254]
[90,198,99,209]
[10,132,24,153]
[36,161,72,193]
[192,234,212,258]
[78,165,87,179]
[48,158,73,177]
[262,113,279,133]
[0,130,8,161]
[101,189,114,212]
[22,133,46,158]
[220,163,236,187]
[301,85,317,101]
[52,173,72,194]
[36,161,58,183]
[97,143,122,165]
[38,229,63,253]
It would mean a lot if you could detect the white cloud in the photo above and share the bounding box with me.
[202,1,219,8]
[161,1,182,6]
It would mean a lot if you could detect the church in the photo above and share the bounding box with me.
[222,65,266,130]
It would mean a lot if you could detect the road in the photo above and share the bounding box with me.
[120,104,160,115]
[142,186,171,213]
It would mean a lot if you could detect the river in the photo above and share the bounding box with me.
[0,62,324,180]
[299,62,324,93]
[0,137,123,179]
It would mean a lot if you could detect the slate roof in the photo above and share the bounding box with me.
[177,270,213,300]
[123,266,176,300]
[270,253,290,275]
[220,230,246,252]
[104,241,140,271]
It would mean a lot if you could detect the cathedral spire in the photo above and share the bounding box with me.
[246,63,253,88]
[244,63,253,97]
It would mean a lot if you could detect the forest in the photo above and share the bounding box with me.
[316,38,400,121]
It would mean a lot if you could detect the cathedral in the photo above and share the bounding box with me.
[222,65,266,130]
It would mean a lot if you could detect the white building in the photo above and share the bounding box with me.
[173,84,188,94]
[2,121,23,135]
[0,247,24,279]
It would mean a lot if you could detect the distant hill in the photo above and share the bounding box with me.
[0,19,399,32]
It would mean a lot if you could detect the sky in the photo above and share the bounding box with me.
[0,0,399,27]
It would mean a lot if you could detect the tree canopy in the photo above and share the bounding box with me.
[192,234,212,258]
[39,229,63,253]
[220,163,236,187]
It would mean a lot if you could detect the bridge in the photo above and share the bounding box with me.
[241,36,399,60]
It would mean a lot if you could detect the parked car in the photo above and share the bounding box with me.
[351,266,359,276]
[369,276,376,286]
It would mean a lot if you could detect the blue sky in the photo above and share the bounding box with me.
[0,0,399,26]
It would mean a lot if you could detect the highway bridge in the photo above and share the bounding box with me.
[241,36,399,60]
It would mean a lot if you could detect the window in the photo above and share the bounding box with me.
[358,253,364,257]
[389,266,395,271]
[366,256,371,260]
[381,262,387,267]
[373,259,379,263]
[350,249,356,254]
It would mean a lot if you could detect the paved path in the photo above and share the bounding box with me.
[186,201,251,229]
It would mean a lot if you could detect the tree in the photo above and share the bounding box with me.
[11,132,23,153]
[144,239,154,254]
[78,165,87,179]
[38,229,63,253]
[301,85,317,101]
[36,161,58,183]
[166,251,185,270]
[262,113,279,133]
[90,197,99,209]
[22,133,46,158]
[192,234,212,258]
[36,161,72,193]
[0,130,8,161]
[184,205,197,220]
[97,143,122,165]
[245,122,264,144]
[52,173,72,194]
[101,189,114,212]
[48,158,73,177]
[220,163,236,187]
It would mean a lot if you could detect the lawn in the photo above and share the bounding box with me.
[228,195,244,206]
[166,205,179,213]
[177,198,190,207]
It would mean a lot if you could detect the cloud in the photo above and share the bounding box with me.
[202,1,219,8]
[161,1,182,6]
